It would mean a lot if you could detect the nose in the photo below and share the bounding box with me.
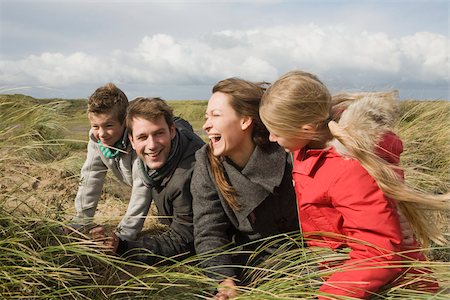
[98,128,106,138]
[269,133,277,142]
[202,117,211,132]
[145,136,156,150]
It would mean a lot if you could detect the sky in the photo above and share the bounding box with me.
[1,0,449,100]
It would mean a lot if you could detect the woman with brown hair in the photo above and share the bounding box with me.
[191,78,299,299]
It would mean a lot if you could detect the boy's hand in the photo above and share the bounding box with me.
[89,226,120,254]
[62,223,94,235]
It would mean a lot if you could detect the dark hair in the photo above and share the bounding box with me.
[213,78,270,147]
[126,97,174,135]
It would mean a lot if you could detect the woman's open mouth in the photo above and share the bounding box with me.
[209,135,221,144]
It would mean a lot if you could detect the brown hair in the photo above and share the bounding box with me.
[87,83,128,123]
[126,97,174,135]
[260,70,449,246]
[208,78,268,210]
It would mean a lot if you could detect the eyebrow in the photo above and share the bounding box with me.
[206,109,222,115]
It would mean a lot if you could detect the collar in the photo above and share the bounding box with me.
[222,143,287,221]
[140,129,182,188]
[293,146,336,176]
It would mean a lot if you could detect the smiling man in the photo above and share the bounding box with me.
[91,97,204,264]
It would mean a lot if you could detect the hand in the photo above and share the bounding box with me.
[397,210,414,245]
[89,226,120,253]
[62,223,89,235]
[214,278,237,300]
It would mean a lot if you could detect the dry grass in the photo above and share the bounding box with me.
[0,94,449,299]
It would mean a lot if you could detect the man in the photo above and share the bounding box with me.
[91,97,204,264]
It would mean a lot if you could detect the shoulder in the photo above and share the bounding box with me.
[194,144,209,164]
[191,145,214,186]
[300,148,369,186]
[178,127,205,157]
[325,149,369,179]
[324,152,380,196]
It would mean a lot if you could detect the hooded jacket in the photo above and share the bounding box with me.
[298,95,432,299]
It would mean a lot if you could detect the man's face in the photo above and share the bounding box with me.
[88,112,124,146]
[129,116,176,170]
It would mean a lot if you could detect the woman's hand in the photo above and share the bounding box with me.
[89,226,120,253]
[214,278,237,300]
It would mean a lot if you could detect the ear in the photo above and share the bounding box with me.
[301,124,316,132]
[299,124,317,137]
[240,116,253,131]
[128,134,136,150]
[170,124,177,139]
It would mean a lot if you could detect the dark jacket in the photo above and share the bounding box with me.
[192,143,299,280]
[117,119,204,264]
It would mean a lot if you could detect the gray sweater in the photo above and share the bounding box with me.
[73,130,151,240]
[192,143,299,280]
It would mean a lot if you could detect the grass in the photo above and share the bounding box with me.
[0,93,449,299]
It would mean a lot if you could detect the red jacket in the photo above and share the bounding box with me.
[293,133,431,299]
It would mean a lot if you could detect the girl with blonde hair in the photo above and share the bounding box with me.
[259,70,447,299]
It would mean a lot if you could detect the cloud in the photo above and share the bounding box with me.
[1,24,448,95]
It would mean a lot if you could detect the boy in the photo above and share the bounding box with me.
[71,83,150,241]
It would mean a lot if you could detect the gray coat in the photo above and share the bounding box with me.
[118,122,205,264]
[192,143,299,280]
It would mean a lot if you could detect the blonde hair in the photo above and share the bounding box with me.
[208,78,268,211]
[260,71,332,144]
[331,90,399,122]
[260,70,449,246]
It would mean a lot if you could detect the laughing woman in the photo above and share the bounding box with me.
[191,78,299,299]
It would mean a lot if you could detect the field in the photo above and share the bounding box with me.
[0,94,449,299]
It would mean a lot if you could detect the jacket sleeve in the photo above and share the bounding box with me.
[319,161,403,299]
[72,138,108,225]
[191,150,235,281]
[119,170,194,264]
[116,156,152,241]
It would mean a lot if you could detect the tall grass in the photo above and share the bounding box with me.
[0,94,71,162]
[397,100,450,194]
[0,95,449,299]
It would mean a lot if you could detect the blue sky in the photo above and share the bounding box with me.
[1,0,448,100]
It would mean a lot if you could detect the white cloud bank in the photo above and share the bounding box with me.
[1,24,448,98]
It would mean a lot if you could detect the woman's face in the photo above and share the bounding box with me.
[203,92,251,160]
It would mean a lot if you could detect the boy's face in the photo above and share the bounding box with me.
[129,115,176,170]
[88,112,125,146]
